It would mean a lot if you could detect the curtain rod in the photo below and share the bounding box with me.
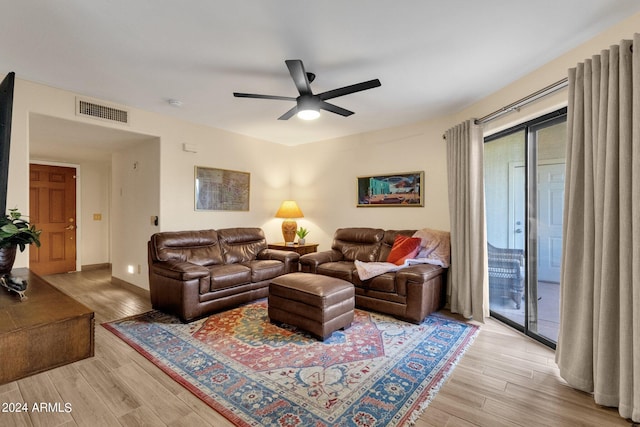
[475,77,568,124]
[442,77,568,139]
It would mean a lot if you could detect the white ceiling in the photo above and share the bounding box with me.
[3,1,640,147]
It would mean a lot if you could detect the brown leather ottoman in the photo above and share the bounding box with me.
[268,272,354,340]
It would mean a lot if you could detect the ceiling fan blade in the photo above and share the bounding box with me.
[319,101,354,117]
[278,106,298,120]
[318,79,381,101]
[285,60,312,96]
[233,92,297,101]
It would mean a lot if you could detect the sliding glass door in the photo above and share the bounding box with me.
[484,109,566,347]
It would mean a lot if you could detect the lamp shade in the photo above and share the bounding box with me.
[275,201,303,244]
[275,200,304,219]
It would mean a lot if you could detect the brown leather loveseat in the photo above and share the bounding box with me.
[148,228,299,322]
[299,228,447,324]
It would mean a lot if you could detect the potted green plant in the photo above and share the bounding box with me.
[0,208,41,274]
[296,227,309,245]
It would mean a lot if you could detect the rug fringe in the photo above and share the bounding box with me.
[404,324,480,426]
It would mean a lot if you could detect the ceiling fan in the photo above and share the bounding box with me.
[233,59,381,120]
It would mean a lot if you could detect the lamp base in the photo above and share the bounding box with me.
[281,219,297,243]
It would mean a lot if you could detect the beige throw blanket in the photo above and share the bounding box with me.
[354,228,451,280]
[412,228,451,268]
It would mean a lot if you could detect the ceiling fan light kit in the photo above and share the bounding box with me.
[297,109,320,120]
[233,59,381,121]
[296,95,320,120]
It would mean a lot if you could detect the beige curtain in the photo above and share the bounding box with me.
[556,34,640,422]
[445,120,489,322]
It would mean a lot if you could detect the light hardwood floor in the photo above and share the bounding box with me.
[0,269,633,426]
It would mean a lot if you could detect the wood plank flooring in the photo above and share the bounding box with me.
[0,269,632,426]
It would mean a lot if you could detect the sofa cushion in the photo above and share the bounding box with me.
[378,230,416,261]
[207,264,251,291]
[386,235,421,265]
[151,229,223,266]
[218,228,268,264]
[332,228,384,262]
[355,272,397,293]
[243,260,285,282]
[317,261,357,282]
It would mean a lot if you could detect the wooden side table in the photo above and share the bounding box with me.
[268,242,319,256]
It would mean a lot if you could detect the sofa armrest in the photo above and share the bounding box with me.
[258,248,300,262]
[395,264,444,283]
[395,264,446,323]
[258,249,300,273]
[150,260,210,281]
[299,250,344,273]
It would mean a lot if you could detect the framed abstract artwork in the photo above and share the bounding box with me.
[357,171,424,207]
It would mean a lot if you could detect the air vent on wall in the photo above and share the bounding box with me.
[75,97,130,124]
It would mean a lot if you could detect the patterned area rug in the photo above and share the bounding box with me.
[103,300,478,426]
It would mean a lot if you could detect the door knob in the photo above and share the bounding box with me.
[65,224,75,230]
[515,228,522,234]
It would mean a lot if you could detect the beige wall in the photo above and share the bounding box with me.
[111,139,160,289]
[291,11,640,250]
[290,119,451,249]
[6,11,640,288]
[7,79,291,287]
[79,160,111,267]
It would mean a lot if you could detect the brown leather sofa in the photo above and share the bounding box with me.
[299,228,446,324]
[148,228,299,322]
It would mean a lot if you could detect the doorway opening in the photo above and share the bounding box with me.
[484,108,567,347]
[28,112,160,288]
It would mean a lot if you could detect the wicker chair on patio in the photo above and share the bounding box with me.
[488,243,525,309]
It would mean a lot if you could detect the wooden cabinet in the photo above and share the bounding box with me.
[0,268,94,384]
[268,242,319,256]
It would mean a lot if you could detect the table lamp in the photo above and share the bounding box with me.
[275,200,303,244]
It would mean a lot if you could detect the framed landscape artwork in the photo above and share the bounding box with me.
[357,171,424,207]
[195,166,250,211]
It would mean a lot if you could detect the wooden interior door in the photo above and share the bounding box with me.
[29,164,77,275]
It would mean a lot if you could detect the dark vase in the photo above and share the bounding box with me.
[0,245,17,275]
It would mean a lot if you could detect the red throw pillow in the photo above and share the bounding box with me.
[386,235,422,266]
